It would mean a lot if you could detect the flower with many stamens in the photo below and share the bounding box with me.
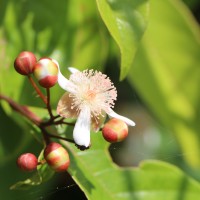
[57,65,135,148]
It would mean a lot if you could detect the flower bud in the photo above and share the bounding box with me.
[44,142,70,172]
[33,58,58,88]
[14,51,37,75]
[102,118,128,143]
[17,153,38,172]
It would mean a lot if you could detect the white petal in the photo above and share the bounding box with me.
[68,67,80,74]
[106,108,136,126]
[73,107,91,147]
[56,64,76,93]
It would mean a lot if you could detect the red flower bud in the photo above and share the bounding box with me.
[102,118,128,143]
[14,51,37,75]
[44,142,70,172]
[17,153,38,172]
[33,58,58,88]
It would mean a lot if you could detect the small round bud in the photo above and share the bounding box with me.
[14,51,37,75]
[33,58,58,88]
[17,153,38,172]
[44,142,70,172]
[102,118,128,143]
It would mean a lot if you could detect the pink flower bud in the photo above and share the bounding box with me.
[102,118,128,143]
[33,58,58,88]
[44,142,70,172]
[17,153,38,172]
[14,51,37,75]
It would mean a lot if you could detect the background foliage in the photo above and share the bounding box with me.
[0,0,200,199]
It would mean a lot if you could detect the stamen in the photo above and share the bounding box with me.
[68,69,117,119]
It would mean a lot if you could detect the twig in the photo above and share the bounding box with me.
[46,133,74,144]
[0,93,75,146]
[28,75,47,104]
[46,88,54,119]
[41,117,75,127]
[0,94,41,126]
[39,126,51,145]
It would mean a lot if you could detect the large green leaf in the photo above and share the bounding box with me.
[128,0,200,167]
[96,0,149,80]
[2,102,200,199]
[62,133,200,200]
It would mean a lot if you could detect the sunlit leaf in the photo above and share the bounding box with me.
[128,0,200,167]
[61,133,200,200]
[96,0,149,79]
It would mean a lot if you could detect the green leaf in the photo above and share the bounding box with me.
[61,133,200,200]
[66,0,109,70]
[128,0,200,167]
[10,173,43,190]
[96,0,149,80]
[0,106,33,165]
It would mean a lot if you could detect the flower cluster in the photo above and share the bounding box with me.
[14,51,135,173]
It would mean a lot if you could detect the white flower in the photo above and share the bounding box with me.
[57,65,135,147]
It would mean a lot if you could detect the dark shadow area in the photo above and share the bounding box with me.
[48,172,87,200]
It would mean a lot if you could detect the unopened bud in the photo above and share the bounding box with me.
[44,142,70,172]
[17,153,38,172]
[102,118,128,143]
[14,51,37,75]
[33,58,58,88]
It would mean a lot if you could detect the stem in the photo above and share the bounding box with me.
[41,118,75,127]
[0,94,41,126]
[47,133,75,144]
[46,88,54,119]
[28,75,47,104]
[40,126,51,145]
[0,94,75,146]
[49,118,75,126]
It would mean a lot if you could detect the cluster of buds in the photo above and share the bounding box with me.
[14,50,135,175]
[16,118,128,173]
[17,142,70,172]
[14,51,58,88]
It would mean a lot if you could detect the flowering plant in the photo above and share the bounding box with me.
[1,0,200,199]
[1,51,135,179]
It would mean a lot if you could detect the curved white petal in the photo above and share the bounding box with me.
[73,107,91,147]
[106,108,136,126]
[68,67,80,74]
[56,63,76,93]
